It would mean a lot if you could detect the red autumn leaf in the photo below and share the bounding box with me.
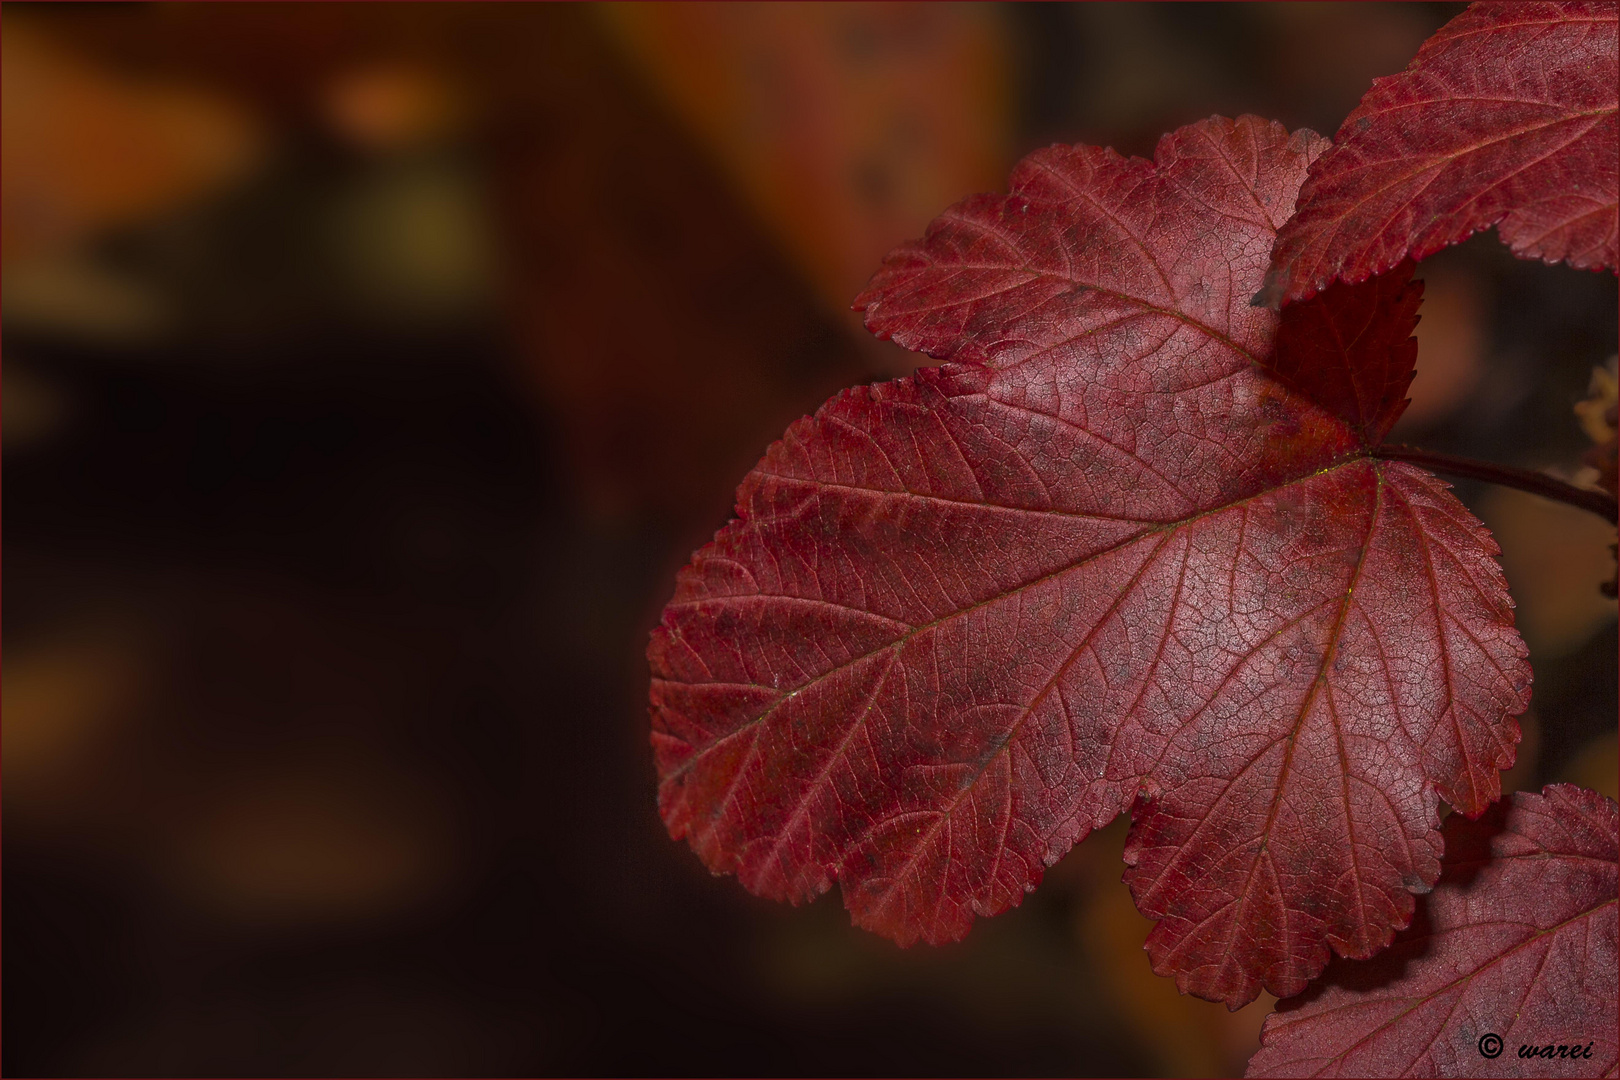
[647,115,1531,1008]
[1247,784,1619,1078]
[1259,1,1619,308]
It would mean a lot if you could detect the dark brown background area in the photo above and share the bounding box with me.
[4,4,1614,1076]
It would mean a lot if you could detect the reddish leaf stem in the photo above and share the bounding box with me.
[1372,444,1619,523]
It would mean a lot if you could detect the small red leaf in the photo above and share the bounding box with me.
[1247,784,1619,1078]
[649,116,1530,1008]
[1260,1,1619,307]
[1264,261,1422,444]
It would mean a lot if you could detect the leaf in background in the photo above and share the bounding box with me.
[649,115,1531,1008]
[1575,356,1618,501]
[1259,1,1618,308]
[597,3,1013,375]
[0,19,264,261]
[1247,783,1618,1078]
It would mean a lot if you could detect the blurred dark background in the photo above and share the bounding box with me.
[4,4,1614,1076]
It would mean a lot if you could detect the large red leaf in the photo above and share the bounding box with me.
[1247,784,1619,1077]
[1259,1,1619,308]
[648,115,1531,1008]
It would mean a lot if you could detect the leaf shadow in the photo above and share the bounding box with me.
[1278,799,1517,1010]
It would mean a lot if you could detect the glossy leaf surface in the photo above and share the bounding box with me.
[648,116,1531,1008]
[1248,784,1619,1077]
[1260,1,1619,307]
